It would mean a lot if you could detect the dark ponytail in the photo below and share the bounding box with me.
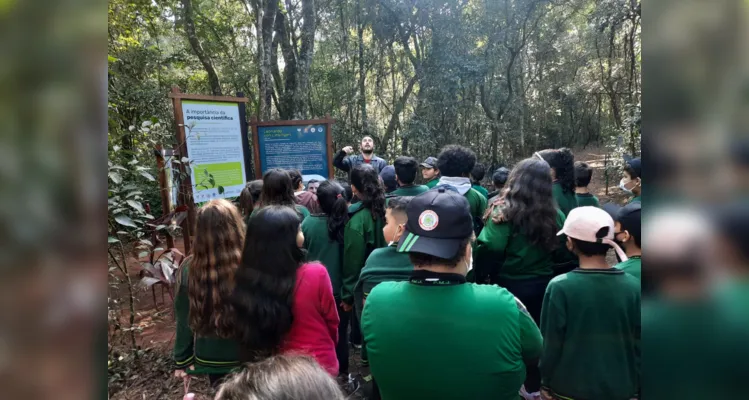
[539,147,576,195]
[351,164,386,221]
[315,180,350,243]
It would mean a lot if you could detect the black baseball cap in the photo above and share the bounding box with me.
[624,156,642,178]
[420,157,438,169]
[603,201,641,237]
[396,187,473,259]
[379,165,397,193]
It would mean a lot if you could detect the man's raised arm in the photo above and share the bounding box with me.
[333,146,354,173]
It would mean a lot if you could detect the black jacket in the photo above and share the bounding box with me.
[333,150,387,175]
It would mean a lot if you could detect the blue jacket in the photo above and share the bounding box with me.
[333,150,387,175]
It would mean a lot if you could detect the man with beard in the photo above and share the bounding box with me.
[333,136,388,177]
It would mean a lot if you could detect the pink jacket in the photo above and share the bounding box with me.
[281,263,340,375]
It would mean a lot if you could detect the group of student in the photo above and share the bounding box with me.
[173,135,644,400]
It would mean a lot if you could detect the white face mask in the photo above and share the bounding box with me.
[619,178,634,194]
[388,225,403,247]
[464,248,473,273]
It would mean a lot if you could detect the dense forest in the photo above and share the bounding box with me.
[107,1,640,395]
[108,0,641,170]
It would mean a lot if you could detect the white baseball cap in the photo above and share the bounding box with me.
[557,206,628,261]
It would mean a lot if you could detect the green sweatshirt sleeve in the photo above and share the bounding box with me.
[342,220,366,305]
[474,216,510,282]
[477,192,488,217]
[173,265,194,369]
[516,298,543,363]
[539,282,566,386]
[296,205,310,221]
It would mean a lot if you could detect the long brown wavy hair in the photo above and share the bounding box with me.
[186,199,245,338]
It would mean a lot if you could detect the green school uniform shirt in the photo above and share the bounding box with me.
[424,177,440,189]
[302,215,343,300]
[362,274,543,400]
[390,184,428,197]
[472,184,490,199]
[552,182,578,216]
[475,209,567,280]
[465,187,488,221]
[575,192,600,208]
[342,203,386,305]
[173,259,240,375]
[630,195,642,204]
[356,245,414,302]
[540,268,640,400]
[615,255,641,280]
[249,204,310,221]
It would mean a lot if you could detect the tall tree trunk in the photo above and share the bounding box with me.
[294,0,316,119]
[357,0,367,130]
[260,0,278,120]
[381,75,417,156]
[274,7,295,119]
[181,0,221,95]
[252,0,264,117]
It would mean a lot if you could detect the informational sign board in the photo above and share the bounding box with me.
[252,117,335,180]
[181,100,248,202]
[168,87,250,254]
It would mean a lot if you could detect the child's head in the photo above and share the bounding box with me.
[215,355,345,400]
[496,158,557,252]
[383,196,412,244]
[238,180,263,216]
[604,202,642,252]
[379,165,398,193]
[420,156,440,181]
[621,157,641,196]
[316,180,349,243]
[574,161,593,189]
[233,206,305,356]
[189,199,245,339]
[260,169,296,207]
[352,164,386,220]
[394,156,419,186]
[492,167,510,191]
[288,169,304,192]
[470,162,486,185]
[437,145,476,178]
[537,148,575,194]
[340,181,353,205]
[558,206,628,261]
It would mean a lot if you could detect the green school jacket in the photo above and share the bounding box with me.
[475,209,567,280]
[362,277,543,400]
[575,192,600,208]
[302,215,343,300]
[249,204,310,221]
[540,268,640,400]
[615,255,641,280]
[356,245,414,302]
[472,184,490,199]
[424,178,439,189]
[342,203,386,305]
[553,182,578,216]
[173,259,241,375]
[465,187,488,221]
[390,185,428,197]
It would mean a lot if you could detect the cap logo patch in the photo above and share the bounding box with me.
[419,210,439,231]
